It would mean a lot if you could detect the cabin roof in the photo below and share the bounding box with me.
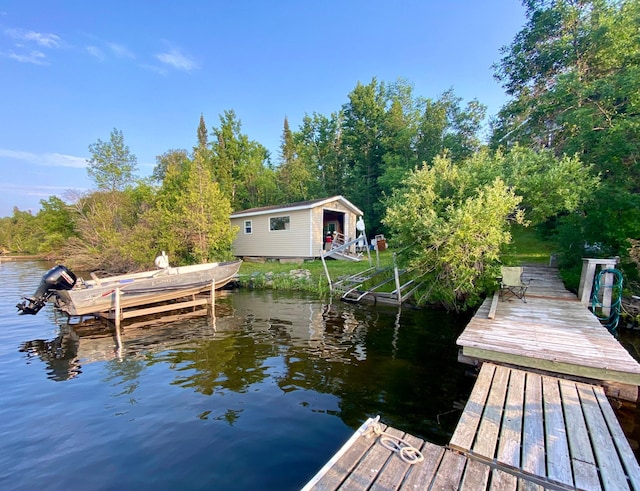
[229,195,363,219]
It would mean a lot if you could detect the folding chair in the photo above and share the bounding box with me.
[499,266,531,302]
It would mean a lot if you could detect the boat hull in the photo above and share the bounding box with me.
[53,260,242,316]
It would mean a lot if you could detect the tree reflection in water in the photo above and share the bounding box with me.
[18,289,473,445]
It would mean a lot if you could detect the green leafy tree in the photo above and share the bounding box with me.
[295,112,346,198]
[277,116,313,202]
[210,110,275,210]
[491,0,640,271]
[152,149,190,183]
[87,128,138,191]
[35,196,77,254]
[342,79,387,234]
[460,145,599,225]
[384,154,525,311]
[153,156,237,263]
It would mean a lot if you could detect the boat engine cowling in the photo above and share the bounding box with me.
[17,265,77,315]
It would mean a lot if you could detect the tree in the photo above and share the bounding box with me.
[151,155,236,264]
[491,0,640,276]
[277,116,313,202]
[342,79,387,235]
[87,128,138,191]
[384,154,525,311]
[151,149,190,183]
[210,110,274,210]
[295,112,346,198]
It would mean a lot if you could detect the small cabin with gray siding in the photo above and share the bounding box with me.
[230,196,364,259]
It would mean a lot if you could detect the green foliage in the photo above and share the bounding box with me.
[492,0,640,267]
[340,79,486,236]
[384,154,525,311]
[295,112,346,198]
[150,155,237,264]
[87,128,138,192]
[209,110,276,210]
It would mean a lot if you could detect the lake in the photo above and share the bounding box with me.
[0,260,475,490]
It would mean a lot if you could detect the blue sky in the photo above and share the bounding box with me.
[0,1,525,217]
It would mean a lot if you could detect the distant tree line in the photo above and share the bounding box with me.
[1,0,639,309]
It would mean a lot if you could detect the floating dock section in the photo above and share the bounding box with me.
[303,264,640,489]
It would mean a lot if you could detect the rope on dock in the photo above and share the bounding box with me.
[366,416,424,464]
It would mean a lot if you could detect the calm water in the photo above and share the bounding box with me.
[0,261,474,490]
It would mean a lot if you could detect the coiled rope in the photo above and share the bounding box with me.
[366,416,424,464]
[591,268,624,334]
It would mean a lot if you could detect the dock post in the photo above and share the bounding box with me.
[393,253,402,305]
[320,249,333,293]
[210,279,216,329]
[114,286,122,338]
[578,257,618,310]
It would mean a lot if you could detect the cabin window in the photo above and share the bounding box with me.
[244,220,252,234]
[269,216,290,231]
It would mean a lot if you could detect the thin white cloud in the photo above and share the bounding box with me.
[155,48,198,72]
[107,42,135,59]
[141,63,168,76]
[0,183,78,196]
[0,149,87,169]
[6,49,47,65]
[5,28,61,48]
[86,45,105,60]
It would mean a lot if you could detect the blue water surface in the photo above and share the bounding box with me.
[0,261,473,490]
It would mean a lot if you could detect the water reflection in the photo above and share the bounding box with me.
[19,328,82,381]
[16,289,472,444]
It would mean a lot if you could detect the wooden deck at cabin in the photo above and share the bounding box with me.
[457,265,640,387]
[303,363,640,490]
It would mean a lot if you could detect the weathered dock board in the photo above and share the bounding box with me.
[457,265,640,387]
[450,363,640,490]
[303,364,640,490]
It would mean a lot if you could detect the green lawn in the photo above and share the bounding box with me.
[500,225,556,265]
[236,225,556,293]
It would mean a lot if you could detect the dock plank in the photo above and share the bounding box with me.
[542,375,573,486]
[594,389,640,490]
[578,385,631,490]
[427,449,466,490]
[474,364,509,457]
[449,363,496,451]
[398,441,445,490]
[522,372,545,478]
[558,379,600,490]
[339,426,399,490]
[497,368,524,468]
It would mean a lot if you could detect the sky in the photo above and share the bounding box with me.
[0,1,526,217]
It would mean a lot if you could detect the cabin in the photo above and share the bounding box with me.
[230,196,364,260]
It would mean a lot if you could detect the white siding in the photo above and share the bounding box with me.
[231,209,310,257]
[230,196,363,259]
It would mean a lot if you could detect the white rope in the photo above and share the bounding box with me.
[366,417,425,465]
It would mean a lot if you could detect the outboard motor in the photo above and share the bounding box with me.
[17,265,77,315]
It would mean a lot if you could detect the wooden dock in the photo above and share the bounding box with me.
[303,363,640,490]
[457,265,640,389]
[303,264,640,490]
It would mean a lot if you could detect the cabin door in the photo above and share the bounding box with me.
[323,210,345,249]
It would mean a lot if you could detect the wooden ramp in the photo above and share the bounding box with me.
[302,363,640,490]
[457,265,640,388]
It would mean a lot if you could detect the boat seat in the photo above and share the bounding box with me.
[499,266,531,303]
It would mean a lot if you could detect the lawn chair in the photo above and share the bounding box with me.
[499,266,531,302]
